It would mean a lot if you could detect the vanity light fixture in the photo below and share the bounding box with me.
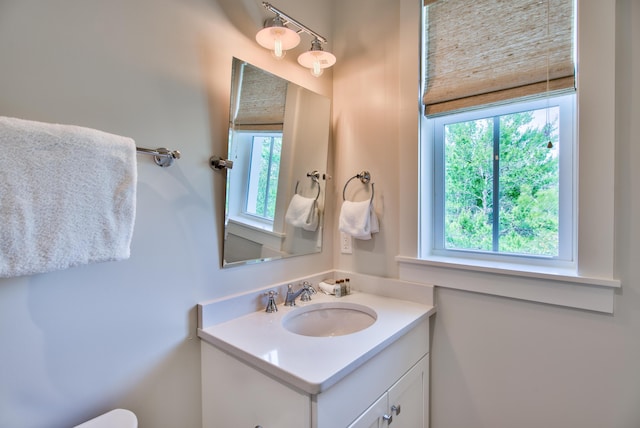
[257,2,336,76]
[255,14,300,59]
[298,38,336,77]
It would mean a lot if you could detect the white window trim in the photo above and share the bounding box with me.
[397,0,620,314]
[429,94,575,265]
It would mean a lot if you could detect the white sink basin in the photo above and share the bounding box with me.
[282,302,377,337]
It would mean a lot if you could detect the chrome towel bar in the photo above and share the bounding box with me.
[136,147,181,168]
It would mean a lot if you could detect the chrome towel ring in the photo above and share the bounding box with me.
[343,170,374,202]
[295,170,321,201]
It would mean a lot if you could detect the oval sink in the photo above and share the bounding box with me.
[282,302,377,337]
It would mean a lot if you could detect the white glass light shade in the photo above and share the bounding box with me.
[298,50,336,77]
[256,25,300,59]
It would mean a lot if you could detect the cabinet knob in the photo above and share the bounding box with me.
[391,404,401,415]
[382,413,393,424]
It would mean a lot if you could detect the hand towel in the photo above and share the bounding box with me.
[285,194,319,231]
[0,116,137,278]
[339,200,379,240]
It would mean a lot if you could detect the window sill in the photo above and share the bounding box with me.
[396,256,620,313]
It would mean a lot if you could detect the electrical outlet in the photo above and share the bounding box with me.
[340,232,353,254]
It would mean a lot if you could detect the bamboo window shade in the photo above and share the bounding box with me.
[232,62,288,131]
[423,0,575,116]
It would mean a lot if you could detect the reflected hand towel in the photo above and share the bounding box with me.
[285,194,319,232]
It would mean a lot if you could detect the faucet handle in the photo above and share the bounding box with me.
[303,281,316,294]
[264,290,279,313]
[284,284,296,307]
[299,282,316,302]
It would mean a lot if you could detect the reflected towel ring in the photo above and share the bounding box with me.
[343,170,374,202]
[295,179,321,201]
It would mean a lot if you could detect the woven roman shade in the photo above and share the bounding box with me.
[423,0,575,116]
[232,62,287,130]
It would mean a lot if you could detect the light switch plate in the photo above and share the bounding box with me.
[340,232,352,254]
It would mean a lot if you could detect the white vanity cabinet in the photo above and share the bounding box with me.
[201,316,430,428]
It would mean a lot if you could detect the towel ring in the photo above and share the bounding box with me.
[295,178,321,201]
[343,170,375,202]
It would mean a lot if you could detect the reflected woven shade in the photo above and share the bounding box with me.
[232,63,288,130]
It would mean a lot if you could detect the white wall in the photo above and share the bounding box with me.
[332,0,640,427]
[0,0,333,427]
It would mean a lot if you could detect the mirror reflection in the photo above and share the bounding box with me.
[223,58,331,267]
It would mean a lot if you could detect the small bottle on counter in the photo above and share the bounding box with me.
[345,278,351,295]
[334,279,349,297]
[334,280,342,297]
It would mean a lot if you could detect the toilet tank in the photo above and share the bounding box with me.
[74,409,137,428]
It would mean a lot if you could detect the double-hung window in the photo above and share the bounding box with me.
[430,94,575,264]
[421,0,576,269]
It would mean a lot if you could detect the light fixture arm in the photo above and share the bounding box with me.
[262,2,328,44]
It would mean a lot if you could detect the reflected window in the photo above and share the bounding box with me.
[244,134,282,221]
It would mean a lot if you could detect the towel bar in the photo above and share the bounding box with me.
[136,147,181,168]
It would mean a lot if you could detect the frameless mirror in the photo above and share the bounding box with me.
[223,58,331,267]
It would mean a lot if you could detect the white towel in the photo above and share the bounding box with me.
[339,200,379,240]
[285,194,319,231]
[0,116,137,278]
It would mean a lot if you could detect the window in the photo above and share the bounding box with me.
[420,0,576,269]
[399,0,619,313]
[431,94,575,266]
[245,134,282,221]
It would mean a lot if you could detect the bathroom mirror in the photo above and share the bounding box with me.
[222,58,330,267]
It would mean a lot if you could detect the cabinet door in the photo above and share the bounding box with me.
[387,355,429,428]
[347,355,429,428]
[202,343,310,428]
[347,393,387,428]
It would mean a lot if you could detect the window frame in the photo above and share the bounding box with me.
[428,94,576,268]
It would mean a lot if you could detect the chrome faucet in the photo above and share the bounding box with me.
[284,282,316,306]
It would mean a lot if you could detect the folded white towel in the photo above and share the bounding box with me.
[285,194,319,231]
[0,116,137,278]
[339,200,379,240]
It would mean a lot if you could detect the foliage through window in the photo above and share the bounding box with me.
[430,95,574,261]
[245,135,282,221]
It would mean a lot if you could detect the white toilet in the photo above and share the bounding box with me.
[74,409,137,428]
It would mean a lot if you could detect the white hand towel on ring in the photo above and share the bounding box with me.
[339,200,379,240]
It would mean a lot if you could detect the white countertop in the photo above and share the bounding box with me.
[198,291,435,394]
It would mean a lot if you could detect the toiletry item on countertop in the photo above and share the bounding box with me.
[319,278,351,297]
[334,279,351,297]
[334,280,343,297]
[319,279,336,295]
